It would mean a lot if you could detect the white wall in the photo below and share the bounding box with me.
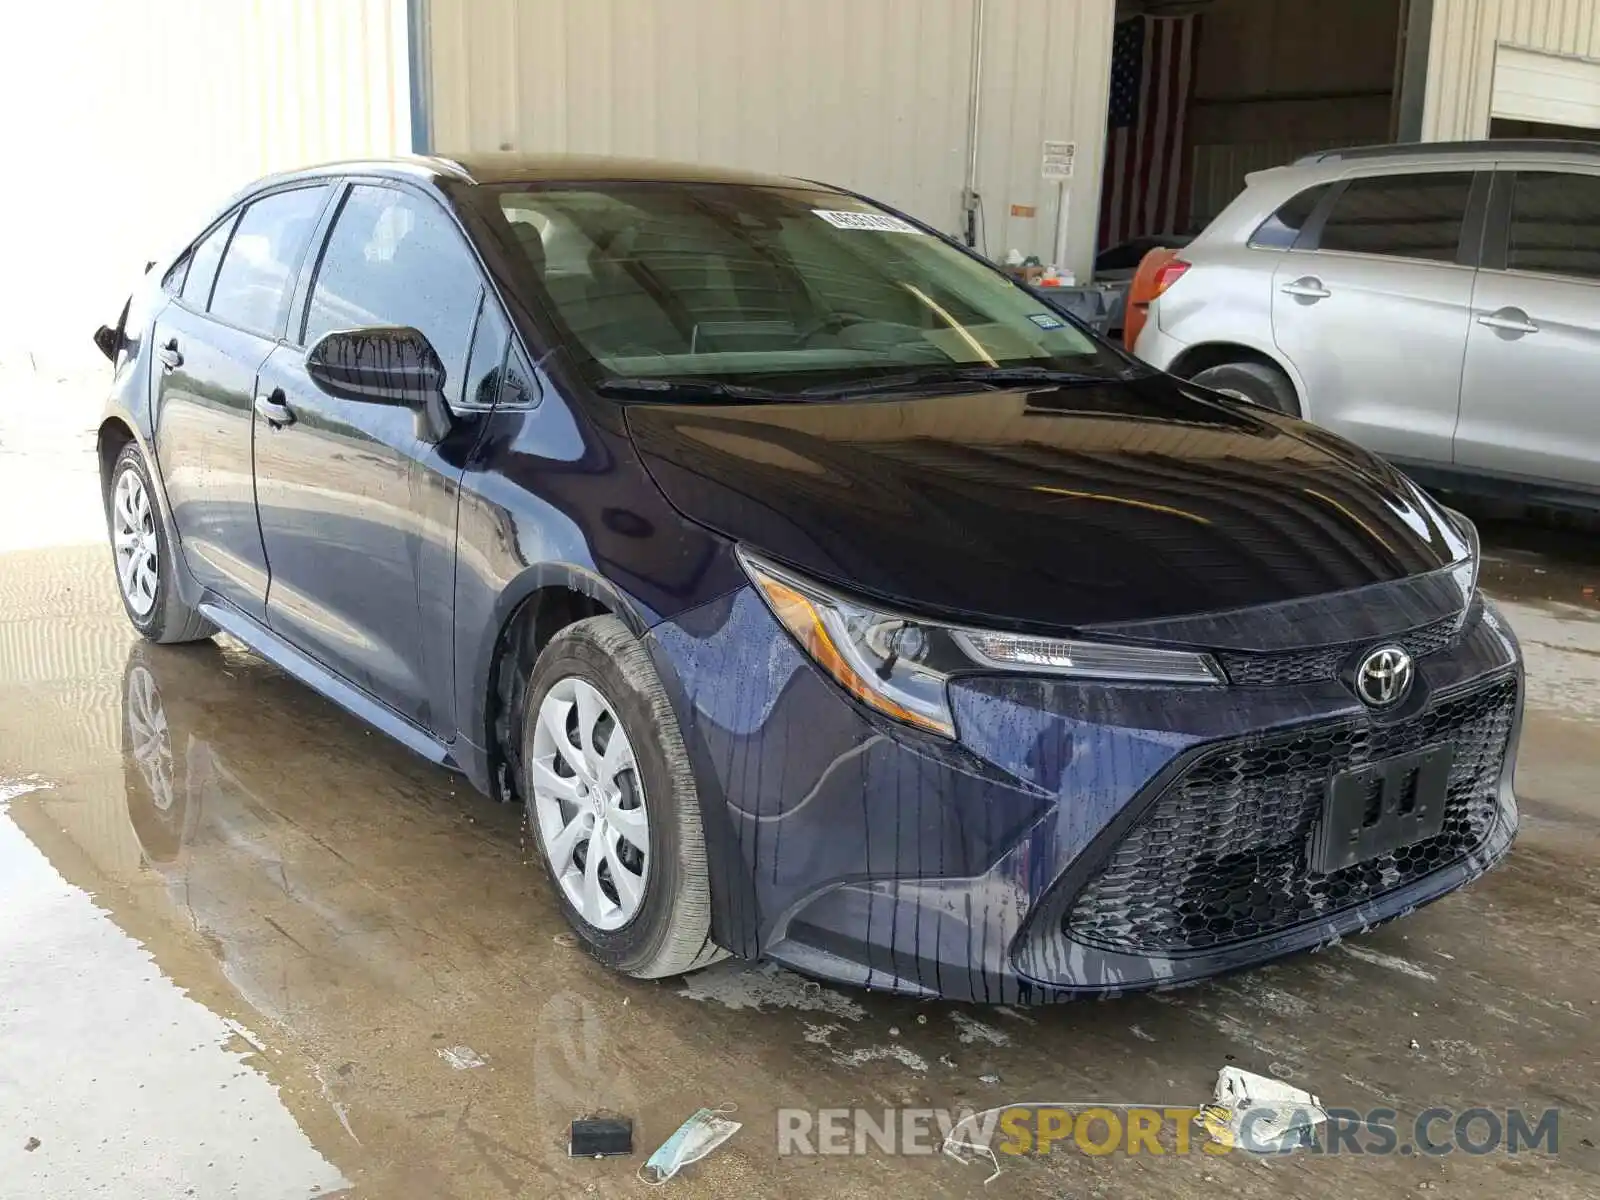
[1424,0,1600,138]
[424,0,1115,274]
[970,0,1117,272]
[0,0,412,371]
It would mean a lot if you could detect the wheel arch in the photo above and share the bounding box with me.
[97,417,139,496]
[1166,340,1310,417]
[472,564,650,804]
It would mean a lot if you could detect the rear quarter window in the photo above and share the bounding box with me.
[1248,184,1330,249]
[177,216,236,309]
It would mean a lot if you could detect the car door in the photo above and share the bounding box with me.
[1270,169,1482,464]
[252,181,493,731]
[151,184,331,617]
[1454,166,1600,494]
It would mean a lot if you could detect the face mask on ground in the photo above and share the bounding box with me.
[638,1104,742,1185]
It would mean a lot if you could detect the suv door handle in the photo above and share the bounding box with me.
[157,339,183,372]
[255,388,295,429]
[1477,307,1539,335]
[1280,277,1331,300]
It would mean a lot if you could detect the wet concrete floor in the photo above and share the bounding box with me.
[2,485,1599,1196]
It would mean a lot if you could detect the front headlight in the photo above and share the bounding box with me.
[739,550,965,736]
[739,550,1224,739]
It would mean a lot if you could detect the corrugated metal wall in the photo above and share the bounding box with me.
[425,0,1114,273]
[971,0,1116,272]
[1186,0,1399,228]
[1423,0,1600,138]
[1,0,411,370]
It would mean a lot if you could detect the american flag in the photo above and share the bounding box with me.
[1098,14,1199,249]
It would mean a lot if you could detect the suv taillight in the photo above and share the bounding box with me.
[1152,258,1190,297]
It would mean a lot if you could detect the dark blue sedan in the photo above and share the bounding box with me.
[94,154,1522,1001]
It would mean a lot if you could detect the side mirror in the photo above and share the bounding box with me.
[305,326,447,408]
[93,324,120,362]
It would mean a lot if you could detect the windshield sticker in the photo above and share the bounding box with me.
[812,209,925,234]
[1027,312,1066,330]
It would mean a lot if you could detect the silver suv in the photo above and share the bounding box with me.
[1135,140,1600,511]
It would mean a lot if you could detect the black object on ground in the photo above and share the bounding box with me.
[569,1117,634,1158]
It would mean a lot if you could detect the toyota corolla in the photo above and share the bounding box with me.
[94,154,1521,1002]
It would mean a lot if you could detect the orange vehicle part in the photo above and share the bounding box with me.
[1122,246,1179,353]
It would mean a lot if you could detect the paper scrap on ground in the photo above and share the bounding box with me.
[436,1045,486,1070]
[1199,1066,1326,1152]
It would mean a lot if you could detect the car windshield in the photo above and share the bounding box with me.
[487,182,1132,395]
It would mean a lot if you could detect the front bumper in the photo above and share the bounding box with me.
[646,586,1522,1003]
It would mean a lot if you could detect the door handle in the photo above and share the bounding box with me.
[1477,307,1539,335]
[157,338,183,372]
[255,388,295,429]
[1280,277,1331,300]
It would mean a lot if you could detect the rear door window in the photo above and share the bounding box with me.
[1316,172,1474,263]
[208,185,331,337]
[302,185,483,398]
[1506,171,1600,281]
[179,216,236,309]
[1249,184,1330,249]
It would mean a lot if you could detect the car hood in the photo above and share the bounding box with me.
[622,375,1470,631]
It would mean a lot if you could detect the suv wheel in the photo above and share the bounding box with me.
[1190,361,1301,417]
[107,443,215,643]
[521,615,726,979]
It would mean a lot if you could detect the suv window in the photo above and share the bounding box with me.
[1316,172,1474,263]
[178,216,235,309]
[1507,171,1600,281]
[1250,184,1329,249]
[209,186,330,337]
[303,185,483,395]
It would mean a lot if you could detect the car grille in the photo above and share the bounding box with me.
[1061,675,1517,955]
[1216,612,1466,687]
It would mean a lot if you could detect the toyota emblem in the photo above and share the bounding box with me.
[1356,646,1414,708]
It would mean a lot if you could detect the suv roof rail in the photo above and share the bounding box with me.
[1294,138,1600,165]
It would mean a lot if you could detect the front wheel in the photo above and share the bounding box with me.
[106,443,214,644]
[521,615,726,979]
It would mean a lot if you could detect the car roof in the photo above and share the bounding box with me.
[259,153,823,191]
[1293,138,1600,168]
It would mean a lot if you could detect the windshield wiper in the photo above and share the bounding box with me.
[800,364,1113,398]
[597,376,782,402]
[956,365,1111,385]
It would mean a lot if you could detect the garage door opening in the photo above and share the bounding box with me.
[1095,0,1417,274]
[1491,116,1600,139]
[1490,45,1600,139]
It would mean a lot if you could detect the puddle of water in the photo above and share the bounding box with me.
[679,960,867,1021]
[0,797,346,1200]
[1491,599,1600,721]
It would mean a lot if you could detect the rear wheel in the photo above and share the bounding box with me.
[107,443,215,644]
[522,616,725,979]
[1190,361,1301,417]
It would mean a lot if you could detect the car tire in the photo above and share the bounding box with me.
[521,615,726,979]
[1189,361,1301,417]
[106,443,216,644]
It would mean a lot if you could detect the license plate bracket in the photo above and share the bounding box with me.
[1311,743,1455,874]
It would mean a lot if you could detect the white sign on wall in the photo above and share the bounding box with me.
[1041,140,1077,181]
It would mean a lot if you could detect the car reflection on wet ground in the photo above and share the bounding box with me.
[2,478,1599,1196]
